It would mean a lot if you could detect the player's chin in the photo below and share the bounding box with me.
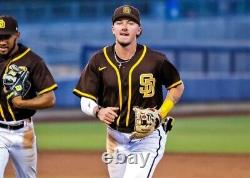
[117,40,131,47]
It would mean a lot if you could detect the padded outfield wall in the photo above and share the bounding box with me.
[53,44,250,108]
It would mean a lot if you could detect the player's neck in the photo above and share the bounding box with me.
[114,42,137,61]
[10,44,19,57]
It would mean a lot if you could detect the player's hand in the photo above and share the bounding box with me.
[97,107,119,125]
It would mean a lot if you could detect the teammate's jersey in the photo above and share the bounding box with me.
[0,43,57,122]
[74,44,182,132]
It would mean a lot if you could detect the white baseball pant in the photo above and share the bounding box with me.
[0,119,37,178]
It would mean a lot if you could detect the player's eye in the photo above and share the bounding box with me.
[128,21,136,25]
[115,21,123,25]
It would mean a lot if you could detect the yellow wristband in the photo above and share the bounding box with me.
[159,98,174,119]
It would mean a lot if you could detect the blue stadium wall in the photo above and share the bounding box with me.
[54,77,250,108]
[54,45,250,108]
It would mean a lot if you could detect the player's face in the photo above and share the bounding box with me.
[112,19,141,46]
[0,33,19,56]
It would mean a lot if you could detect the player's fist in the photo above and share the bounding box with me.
[97,107,119,125]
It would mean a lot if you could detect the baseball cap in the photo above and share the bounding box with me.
[0,15,18,35]
[112,5,141,25]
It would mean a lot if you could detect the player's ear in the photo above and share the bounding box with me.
[136,26,142,38]
[13,32,20,38]
[112,26,115,35]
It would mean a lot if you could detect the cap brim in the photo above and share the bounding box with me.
[0,31,16,35]
[113,15,140,25]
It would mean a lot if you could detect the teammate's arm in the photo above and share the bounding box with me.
[159,83,184,119]
[11,91,56,109]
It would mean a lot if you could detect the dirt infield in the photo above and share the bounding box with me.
[5,151,250,178]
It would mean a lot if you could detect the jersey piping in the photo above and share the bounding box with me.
[103,46,123,126]
[4,48,31,73]
[167,80,183,90]
[38,84,58,95]
[103,45,147,127]
[125,45,147,126]
[0,105,6,121]
[73,89,97,101]
[3,48,31,121]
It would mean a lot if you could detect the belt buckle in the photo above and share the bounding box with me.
[7,125,11,130]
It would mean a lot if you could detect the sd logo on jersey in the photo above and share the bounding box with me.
[139,73,155,98]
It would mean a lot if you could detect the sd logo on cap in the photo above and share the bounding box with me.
[0,15,18,35]
[112,5,141,25]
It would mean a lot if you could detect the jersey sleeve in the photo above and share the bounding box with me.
[160,57,183,89]
[73,56,99,101]
[31,59,57,95]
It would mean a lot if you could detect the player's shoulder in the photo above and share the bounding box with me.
[89,45,112,63]
[92,48,105,59]
[18,43,46,64]
[145,45,168,61]
[28,50,44,62]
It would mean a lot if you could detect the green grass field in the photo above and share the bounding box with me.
[35,115,250,154]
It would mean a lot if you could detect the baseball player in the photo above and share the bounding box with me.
[73,5,184,178]
[0,15,57,178]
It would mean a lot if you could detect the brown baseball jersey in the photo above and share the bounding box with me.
[0,43,57,122]
[73,44,182,132]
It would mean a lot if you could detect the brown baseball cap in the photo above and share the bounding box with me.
[112,5,141,25]
[0,15,18,35]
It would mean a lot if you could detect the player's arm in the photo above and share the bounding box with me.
[81,96,118,125]
[11,91,56,109]
[159,83,184,119]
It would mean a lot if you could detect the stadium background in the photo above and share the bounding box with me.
[1,0,250,178]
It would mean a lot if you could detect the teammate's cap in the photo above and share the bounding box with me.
[112,5,141,25]
[0,15,18,35]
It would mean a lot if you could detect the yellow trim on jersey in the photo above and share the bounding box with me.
[7,101,16,121]
[125,45,147,126]
[4,48,31,121]
[73,89,97,101]
[103,47,122,126]
[38,84,57,95]
[167,80,183,90]
[0,105,6,121]
[4,48,31,73]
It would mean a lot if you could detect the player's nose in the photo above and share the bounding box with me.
[121,26,128,30]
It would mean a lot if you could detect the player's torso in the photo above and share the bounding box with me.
[0,44,38,122]
[96,44,164,131]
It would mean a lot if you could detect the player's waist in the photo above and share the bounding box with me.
[110,125,134,133]
[0,118,31,130]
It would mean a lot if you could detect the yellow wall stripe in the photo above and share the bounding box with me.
[126,45,147,126]
[103,47,122,126]
[38,84,58,95]
[0,105,6,122]
[167,80,183,90]
[73,89,97,101]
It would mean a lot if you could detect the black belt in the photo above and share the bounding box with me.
[114,126,134,133]
[0,122,25,130]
